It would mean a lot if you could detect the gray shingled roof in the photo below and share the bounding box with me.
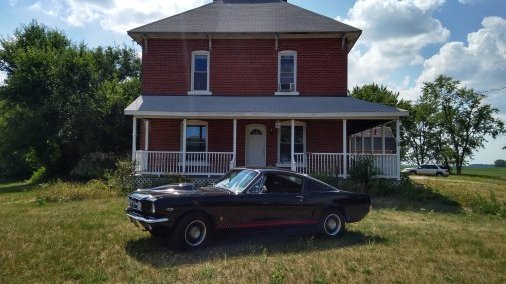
[125,96,408,119]
[128,0,360,36]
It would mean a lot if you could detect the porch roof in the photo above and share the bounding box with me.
[125,95,409,120]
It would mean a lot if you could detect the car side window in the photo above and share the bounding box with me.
[263,174,303,194]
[248,176,265,194]
[304,178,336,193]
[429,165,438,169]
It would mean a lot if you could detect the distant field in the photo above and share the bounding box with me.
[462,167,506,178]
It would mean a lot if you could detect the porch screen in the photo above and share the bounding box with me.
[186,125,207,152]
[279,126,303,163]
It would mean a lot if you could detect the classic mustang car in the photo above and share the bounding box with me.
[126,167,371,250]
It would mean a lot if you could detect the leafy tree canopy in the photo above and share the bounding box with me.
[0,21,140,179]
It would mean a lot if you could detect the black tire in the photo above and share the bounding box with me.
[148,226,169,237]
[409,170,417,175]
[319,211,346,237]
[172,212,211,250]
[436,172,443,177]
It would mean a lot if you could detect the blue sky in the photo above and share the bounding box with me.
[1,0,505,164]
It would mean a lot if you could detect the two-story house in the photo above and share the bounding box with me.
[125,0,408,179]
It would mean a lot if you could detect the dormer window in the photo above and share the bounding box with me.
[275,50,299,96]
[189,51,211,95]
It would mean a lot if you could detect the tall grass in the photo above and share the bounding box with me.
[36,179,120,203]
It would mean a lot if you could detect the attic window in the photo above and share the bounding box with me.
[189,51,212,95]
[275,51,299,96]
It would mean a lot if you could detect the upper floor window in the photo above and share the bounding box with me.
[189,51,211,95]
[276,51,299,96]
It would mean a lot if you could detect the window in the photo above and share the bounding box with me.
[182,120,207,152]
[189,51,211,95]
[304,178,337,194]
[277,121,305,165]
[276,51,298,96]
[263,174,303,194]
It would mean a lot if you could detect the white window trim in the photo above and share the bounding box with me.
[189,51,212,96]
[275,50,299,96]
[276,120,306,167]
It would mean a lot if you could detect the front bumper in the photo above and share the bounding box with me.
[125,210,169,224]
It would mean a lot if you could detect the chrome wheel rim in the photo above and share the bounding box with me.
[324,214,342,236]
[184,220,207,247]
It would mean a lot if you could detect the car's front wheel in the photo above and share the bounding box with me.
[172,213,210,250]
[319,211,346,237]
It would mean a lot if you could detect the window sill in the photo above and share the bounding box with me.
[188,91,212,96]
[275,91,299,96]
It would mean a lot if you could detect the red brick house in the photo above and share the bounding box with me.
[125,0,408,179]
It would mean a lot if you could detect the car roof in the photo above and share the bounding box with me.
[232,166,305,176]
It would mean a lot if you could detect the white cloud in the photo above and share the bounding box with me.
[8,0,18,6]
[339,0,449,88]
[415,16,506,92]
[28,0,211,34]
[458,0,477,4]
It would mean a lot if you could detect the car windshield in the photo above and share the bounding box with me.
[214,169,258,193]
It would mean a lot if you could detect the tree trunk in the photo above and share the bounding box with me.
[456,165,462,175]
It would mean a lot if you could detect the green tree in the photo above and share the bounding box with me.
[349,83,413,161]
[422,75,505,174]
[494,159,506,167]
[0,21,140,178]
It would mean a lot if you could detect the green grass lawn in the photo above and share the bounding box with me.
[461,167,506,178]
[0,176,505,283]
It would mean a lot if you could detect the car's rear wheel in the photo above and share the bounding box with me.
[319,211,346,237]
[409,170,417,175]
[436,172,443,177]
[172,213,210,250]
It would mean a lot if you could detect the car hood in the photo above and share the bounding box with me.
[129,183,231,200]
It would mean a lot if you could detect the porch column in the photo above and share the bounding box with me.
[361,131,365,154]
[182,119,187,174]
[371,128,374,154]
[343,119,348,179]
[396,120,401,180]
[382,124,386,154]
[232,119,237,168]
[291,119,296,171]
[131,116,137,161]
[144,120,149,151]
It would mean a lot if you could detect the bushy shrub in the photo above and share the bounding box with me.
[347,156,380,193]
[36,179,119,203]
[30,166,48,184]
[105,158,134,194]
[470,191,506,217]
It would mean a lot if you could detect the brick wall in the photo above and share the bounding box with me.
[140,119,345,166]
[141,38,347,96]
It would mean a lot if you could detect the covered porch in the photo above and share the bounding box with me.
[125,96,408,179]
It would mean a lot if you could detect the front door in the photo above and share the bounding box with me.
[245,124,266,166]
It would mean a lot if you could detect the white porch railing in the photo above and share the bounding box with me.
[135,151,234,176]
[295,153,398,179]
